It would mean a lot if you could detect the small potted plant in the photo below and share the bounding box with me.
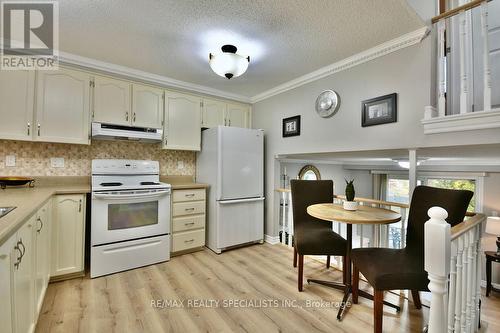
[343,179,358,211]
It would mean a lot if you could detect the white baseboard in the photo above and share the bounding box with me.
[480,280,500,290]
[264,234,280,245]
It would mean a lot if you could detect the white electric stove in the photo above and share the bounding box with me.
[90,159,171,278]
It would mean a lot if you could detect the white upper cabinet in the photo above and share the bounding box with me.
[226,103,250,128]
[35,68,91,145]
[93,76,131,126]
[0,70,35,141]
[202,98,226,128]
[164,92,201,151]
[132,84,164,129]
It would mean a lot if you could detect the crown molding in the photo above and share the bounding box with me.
[0,38,251,104]
[57,51,252,103]
[250,26,430,103]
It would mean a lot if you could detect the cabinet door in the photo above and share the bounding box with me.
[93,76,131,126]
[13,217,35,333]
[132,84,163,128]
[51,195,85,277]
[0,237,15,333]
[35,68,91,144]
[163,92,201,151]
[34,200,51,318]
[202,98,226,128]
[0,70,35,141]
[226,103,250,128]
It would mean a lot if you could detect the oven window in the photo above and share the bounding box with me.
[108,201,158,230]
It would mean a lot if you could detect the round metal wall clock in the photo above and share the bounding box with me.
[315,90,340,118]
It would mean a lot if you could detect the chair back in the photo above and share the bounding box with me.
[290,180,334,231]
[405,185,473,257]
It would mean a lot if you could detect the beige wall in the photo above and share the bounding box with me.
[0,140,195,176]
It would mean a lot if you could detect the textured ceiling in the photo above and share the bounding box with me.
[58,0,423,98]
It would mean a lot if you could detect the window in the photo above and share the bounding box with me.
[386,175,478,212]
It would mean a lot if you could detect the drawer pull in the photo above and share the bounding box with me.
[184,222,195,226]
[185,208,195,212]
[184,239,195,243]
[185,194,195,197]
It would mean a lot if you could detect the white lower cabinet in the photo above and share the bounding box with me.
[171,188,206,254]
[51,195,86,277]
[13,215,36,333]
[34,200,52,318]
[0,237,15,333]
[0,194,83,333]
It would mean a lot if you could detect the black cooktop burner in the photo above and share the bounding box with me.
[140,182,160,185]
[100,182,123,187]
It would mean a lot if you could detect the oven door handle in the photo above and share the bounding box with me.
[93,190,170,200]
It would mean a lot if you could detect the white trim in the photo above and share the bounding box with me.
[58,51,252,103]
[421,108,500,134]
[264,234,280,245]
[250,27,430,103]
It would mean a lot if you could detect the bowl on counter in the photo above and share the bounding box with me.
[0,177,35,189]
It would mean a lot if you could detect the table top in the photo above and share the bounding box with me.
[485,251,500,259]
[307,203,402,225]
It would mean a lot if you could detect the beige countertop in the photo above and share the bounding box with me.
[0,175,208,244]
[0,184,90,244]
[160,175,209,190]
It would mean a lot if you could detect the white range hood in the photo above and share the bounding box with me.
[91,122,163,143]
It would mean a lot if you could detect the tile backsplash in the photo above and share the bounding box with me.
[0,140,195,176]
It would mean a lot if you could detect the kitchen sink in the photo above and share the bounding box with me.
[0,207,16,218]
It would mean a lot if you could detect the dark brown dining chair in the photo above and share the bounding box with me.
[290,180,348,292]
[351,185,473,333]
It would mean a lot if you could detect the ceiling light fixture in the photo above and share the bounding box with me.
[209,44,250,79]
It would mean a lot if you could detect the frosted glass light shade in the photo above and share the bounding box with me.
[486,216,500,235]
[209,45,249,79]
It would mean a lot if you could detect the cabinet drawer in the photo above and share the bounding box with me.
[173,215,205,233]
[172,229,205,252]
[172,201,205,217]
[173,189,206,202]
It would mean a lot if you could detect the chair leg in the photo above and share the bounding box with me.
[352,265,359,304]
[298,254,304,292]
[293,247,297,268]
[411,290,422,309]
[374,290,384,333]
[326,255,330,268]
[342,256,347,285]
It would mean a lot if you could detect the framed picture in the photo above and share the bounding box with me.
[361,93,397,127]
[282,115,301,137]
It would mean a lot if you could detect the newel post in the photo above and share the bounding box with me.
[425,207,451,333]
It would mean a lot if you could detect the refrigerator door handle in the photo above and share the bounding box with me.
[219,197,265,204]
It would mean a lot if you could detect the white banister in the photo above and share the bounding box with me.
[425,207,451,333]
[425,208,486,333]
[480,1,492,111]
[437,19,447,117]
[459,5,470,115]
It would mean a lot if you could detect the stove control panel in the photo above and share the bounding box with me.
[92,159,159,175]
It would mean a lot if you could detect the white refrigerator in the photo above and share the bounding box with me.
[197,126,264,253]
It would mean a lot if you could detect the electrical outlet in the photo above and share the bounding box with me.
[177,161,184,170]
[50,157,65,168]
[5,155,15,167]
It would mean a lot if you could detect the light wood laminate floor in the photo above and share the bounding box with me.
[36,243,500,333]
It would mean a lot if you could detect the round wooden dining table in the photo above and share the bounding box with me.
[307,203,402,321]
